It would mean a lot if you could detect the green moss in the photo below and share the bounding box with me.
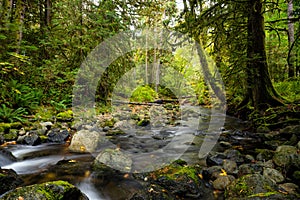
[130,85,158,103]
[0,180,80,200]
[0,123,11,133]
[40,135,48,143]
[228,176,252,197]
[155,163,200,184]
[0,173,6,177]
[56,110,73,121]
[34,106,56,121]
[3,132,18,140]
[248,191,279,198]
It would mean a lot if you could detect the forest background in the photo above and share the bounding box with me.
[0,0,299,125]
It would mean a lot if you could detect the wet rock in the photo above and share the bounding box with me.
[273,145,298,167]
[222,159,237,174]
[47,129,70,143]
[263,168,284,183]
[0,147,17,166]
[256,149,274,161]
[213,175,235,190]
[103,126,110,132]
[94,148,132,172]
[237,164,254,177]
[17,131,41,146]
[0,168,23,195]
[147,164,203,199]
[219,141,232,148]
[0,180,88,200]
[206,152,226,166]
[131,184,175,200]
[69,129,108,153]
[224,149,245,165]
[244,154,255,163]
[202,166,223,181]
[279,183,299,196]
[225,174,278,199]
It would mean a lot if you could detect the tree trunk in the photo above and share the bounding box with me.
[246,0,283,110]
[287,0,295,78]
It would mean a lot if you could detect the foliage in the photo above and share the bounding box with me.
[274,78,300,102]
[130,85,158,102]
[0,104,27,123]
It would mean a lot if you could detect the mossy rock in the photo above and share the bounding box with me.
[147,162,203,199]
[0,122,22,134]
[56,110,73,121]
[0,169,23,195]
[0,180,88,200]
[151,162,201,184]
[225,174,279,199]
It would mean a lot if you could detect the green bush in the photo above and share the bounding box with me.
[130,85,158,103]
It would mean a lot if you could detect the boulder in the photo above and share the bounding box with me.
[225,174,278,199]
[94,148,132,172]
[213,175,235,190]
[68,129,108,153]
[0,180,88,200]
[273,145,298,167]
[0,168,23,195]
[263,168,284,183]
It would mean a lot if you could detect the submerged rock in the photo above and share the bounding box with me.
[0,147,17,166]
[94,148,132,172]
[0,180,88,200]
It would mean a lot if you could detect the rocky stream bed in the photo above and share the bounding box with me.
[0,104,299,200]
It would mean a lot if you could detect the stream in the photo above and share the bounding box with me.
[0,107,251,200]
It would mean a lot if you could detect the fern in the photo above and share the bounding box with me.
[0,104,27,123]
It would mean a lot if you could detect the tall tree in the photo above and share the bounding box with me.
[179,0,284,110]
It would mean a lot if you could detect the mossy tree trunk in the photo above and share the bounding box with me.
[245,0,284,110]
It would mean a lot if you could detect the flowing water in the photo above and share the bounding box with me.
[0,107,250,199]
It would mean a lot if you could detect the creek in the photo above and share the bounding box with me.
[1,106,252,200]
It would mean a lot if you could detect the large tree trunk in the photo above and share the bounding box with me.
[246,0,283,110]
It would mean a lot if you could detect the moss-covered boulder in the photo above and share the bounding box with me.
[0,169,23,195]
[273,145,298,167]
[0,122,22,133]
[0,180,88,200]
[141,162,205,199]
[225,174,285,199]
